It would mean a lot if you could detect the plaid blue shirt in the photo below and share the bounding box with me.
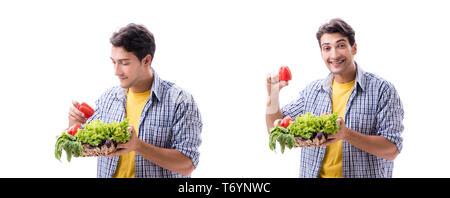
[86,69,202,178]
[281,63,404,178]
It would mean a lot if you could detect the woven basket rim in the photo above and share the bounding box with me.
[292,133,328,147]
[81,142,123,157]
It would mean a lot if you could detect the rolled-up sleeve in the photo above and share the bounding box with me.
[376,82,404,153]
[171,92,203,169]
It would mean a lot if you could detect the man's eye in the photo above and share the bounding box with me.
[322,47,330,51]
[338,44,345,48]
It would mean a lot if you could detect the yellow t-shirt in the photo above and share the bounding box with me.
[319,79,355,178]
[113,89,151,178]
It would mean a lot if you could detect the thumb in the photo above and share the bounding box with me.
[273,119,282,127]
[279,81,289,89]
[336,117,345,126]
[127,126,136,135]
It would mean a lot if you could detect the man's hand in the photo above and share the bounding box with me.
[266,72,288,115]
[105,126,195,176]
[318,117,399,161]
[266,73,289,97]
[107,125,141,157]
[68,100,87,128]
[266,71,289,133]
[320,117,349,146]
[267,118,283,134]
[273,119,282,128]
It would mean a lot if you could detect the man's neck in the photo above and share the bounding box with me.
[333,63,357,83]
[129,71,154,93]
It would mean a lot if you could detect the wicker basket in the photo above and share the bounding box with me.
[293,132,328,147]
[80,126,132,157]
[81,141,121,157]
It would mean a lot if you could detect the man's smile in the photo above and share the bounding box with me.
[329,58,345,67]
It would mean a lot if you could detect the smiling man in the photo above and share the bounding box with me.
[68,23,202,178]
[266,18,404,178]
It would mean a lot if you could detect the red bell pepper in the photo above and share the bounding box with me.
[78,102,95,119]
[279,66,292,82]
[68,124,82,136]
[280,117,294,128]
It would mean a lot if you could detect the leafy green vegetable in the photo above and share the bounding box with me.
[269,125,295,153]
[55,132,82,162]
[268,112,341,153]
[54,118,130,162]
[75,118,131,146]
[321,113,341,134]
[288,112,340,139]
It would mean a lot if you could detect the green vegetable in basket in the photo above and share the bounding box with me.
[75,118,131,146]
[55,132,82,162]
[268,112,341,153]
[288,112,340,139]
[54,118,131,162]
[269,125,295,153]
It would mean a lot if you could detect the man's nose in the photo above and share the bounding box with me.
[114,63,122,76]
[330,48,339,59]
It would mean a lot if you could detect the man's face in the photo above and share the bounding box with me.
[320,33,357,75]
[111,46,145,89]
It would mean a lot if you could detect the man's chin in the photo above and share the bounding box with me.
[328,62,350,75]
[119,81,131,89]
[327,66,344,75]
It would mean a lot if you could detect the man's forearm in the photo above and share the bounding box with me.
[344,128,399,161]
[135,139,194,176]
[266,96,283,133]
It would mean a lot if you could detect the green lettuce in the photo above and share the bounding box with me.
[75,118,131,146]
[268,112,341,153]
[287,112,340,139]
[55,118,130,162]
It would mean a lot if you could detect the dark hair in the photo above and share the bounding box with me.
[316,18,355,47]
[110,23,156,61]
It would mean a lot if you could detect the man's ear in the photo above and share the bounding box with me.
[142,54,152,67]
[352,43,357,55]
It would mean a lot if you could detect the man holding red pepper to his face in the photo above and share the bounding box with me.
[68,23,202,178]
[266,18,404,178]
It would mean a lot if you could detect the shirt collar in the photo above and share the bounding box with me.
[150,68,162,101]
[116,67,162,102]
[320,62,367,92]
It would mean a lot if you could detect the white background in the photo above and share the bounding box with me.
[0,0,449,177]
